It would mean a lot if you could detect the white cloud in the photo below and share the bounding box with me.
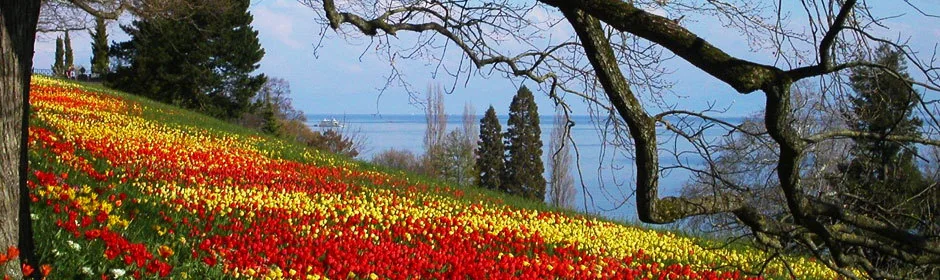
[340,63,363,73]
[269,0,295,9]
[252,5,303,49]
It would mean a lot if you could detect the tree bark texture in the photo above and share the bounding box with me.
[1,0,41,279]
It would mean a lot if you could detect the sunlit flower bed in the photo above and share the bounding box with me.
[21,76,846,279]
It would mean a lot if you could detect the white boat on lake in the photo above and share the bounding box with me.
[317,118,344,128]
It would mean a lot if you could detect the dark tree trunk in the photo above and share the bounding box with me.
[1,0,41,279]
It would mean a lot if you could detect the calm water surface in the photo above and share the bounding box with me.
[307,114,740,222]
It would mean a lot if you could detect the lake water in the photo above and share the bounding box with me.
[307,114,740,222]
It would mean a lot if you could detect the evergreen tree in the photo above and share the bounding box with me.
[259,86,280,136]
[477,106,505,191]
[52,36,64,76]
[843,44,931,230]
[260,102,280,136]
[109,0,266,119]
[64,30,74,70]
[504,86,546,200]
[90,17,109,76]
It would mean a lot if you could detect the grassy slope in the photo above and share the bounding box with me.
[25,77,841,279]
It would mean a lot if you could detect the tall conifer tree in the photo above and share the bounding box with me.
[838,43,936,274]
[110,0,266,119]
[477,106,505,191]
[504,86,545,200]
[64,31,73,70]
[52,36,64,76]
[843,44,931,227]
[90,17,109,76]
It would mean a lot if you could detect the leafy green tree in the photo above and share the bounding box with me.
[109,0,266,119]
[418,87,477,185]
[89,17,109,76]
[52,36,64,76]
[441,129,476,185]
[477,106,504,191]
[842,44,932,232]
[504,86,545,200]
[434,104,478,186]
[64,30,74,71]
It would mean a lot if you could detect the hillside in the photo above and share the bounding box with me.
[16,76,843,279]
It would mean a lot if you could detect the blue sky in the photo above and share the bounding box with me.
[32,0,940,116]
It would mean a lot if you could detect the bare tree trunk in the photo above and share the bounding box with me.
[461,103,477,186]
[423,84,447,178]
[549,107,574,209]
[462,102,477,153]
[1,1,41,279]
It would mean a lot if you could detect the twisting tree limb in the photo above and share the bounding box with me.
[542,0,780,93]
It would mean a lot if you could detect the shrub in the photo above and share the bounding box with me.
[373,149,423,174]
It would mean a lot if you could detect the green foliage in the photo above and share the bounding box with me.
[441,129,476,186]
[848,45,923,161]
[842,44,929,218]
[503,86,545,201]
[260,103,280,136]
[109,0,266,120]
[64,31,74,70]
[90,17,109,76]
[837,43,938,277]
[477,106,504,191]
[416,89,477,185]
[53,36,64,76]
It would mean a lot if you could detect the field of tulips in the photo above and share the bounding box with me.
[17,76,849,279]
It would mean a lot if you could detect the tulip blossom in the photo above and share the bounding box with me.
[21,76,856,279]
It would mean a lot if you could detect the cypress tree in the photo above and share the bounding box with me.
[260,87,280,136]
[64,31,74,70]
[52,36,64,76]
[477,106,505,191]
[90,17,109,76]
[504,86,546,200]
[110,0,266,119]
